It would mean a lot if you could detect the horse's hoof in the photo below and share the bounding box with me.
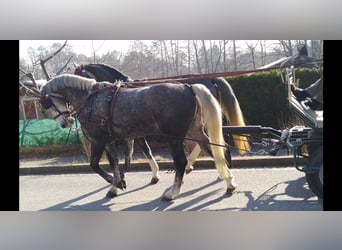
[161,195,173,202]
[185,168,193,174]
[106,190,117,198]
[116,180,126,190]
[185,166,194,174]
[226,186,236,194]
[150,177,159,184]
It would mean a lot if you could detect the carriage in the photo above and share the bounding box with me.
[222,65,323,199]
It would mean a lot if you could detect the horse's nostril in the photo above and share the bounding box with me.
[62,124,66,128]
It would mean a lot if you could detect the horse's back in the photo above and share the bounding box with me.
[112,83,198,137]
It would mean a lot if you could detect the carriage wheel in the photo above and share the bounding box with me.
[305,145,323,200]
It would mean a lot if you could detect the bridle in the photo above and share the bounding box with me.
[40,93,71,120]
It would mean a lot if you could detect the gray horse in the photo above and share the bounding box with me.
[74,63,250,184]
[40,74,236,200]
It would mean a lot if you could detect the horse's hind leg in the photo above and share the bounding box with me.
[162,140,187,201]
[185,143,201,174]
[137,138,160,184]
[191,132,236,193]
[203,144,236,193]
[201,139,233,169]
[185,140,232,174]
[90,142,113,184]
[224,146,232,169]
[122,139,134,174]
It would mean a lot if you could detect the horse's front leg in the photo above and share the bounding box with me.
[106,139,133,189]
[137,138,160,184]
[105,142,125,198]
[162,140,187,201]
[90,142,113,184]
[122,138,134,175]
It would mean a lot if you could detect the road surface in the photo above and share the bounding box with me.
[20,166,322,211]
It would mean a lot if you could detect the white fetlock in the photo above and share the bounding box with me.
[148,157,160,183]
[225,177,237,193]
[162,185,181,201]
[185,165,194,174]
[162,189,175,201]
[106,185,118,198]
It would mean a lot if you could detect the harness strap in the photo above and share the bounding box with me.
[77,83,124,136]
[107,83,124,137]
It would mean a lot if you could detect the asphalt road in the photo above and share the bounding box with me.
[20,167,322,211]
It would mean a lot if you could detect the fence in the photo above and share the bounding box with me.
[19,118,82,147]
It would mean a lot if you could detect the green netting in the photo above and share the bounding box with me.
[19,119,83,147]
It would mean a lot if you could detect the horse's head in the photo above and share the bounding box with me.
[39,74,97,128]
[39,93,75,128]
[74,64,98,80]
[73,62,82,76]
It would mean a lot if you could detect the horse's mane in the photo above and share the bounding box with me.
[42,74,96,95]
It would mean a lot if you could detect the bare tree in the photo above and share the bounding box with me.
[245,40,259,69]
[223,40,229,71]
[20,39,324,82]
[160,40,165,77]
[310,40,323,58]
[279,40,293,56]
[162,40,170,76]
[39,40,69,80]
[233,40,237,71]
[202,40,210,73]
[209,40,214,73]
[20,40,70,86]
[192,40,202,74]
[213,41,223,73]
[259,40,266,66]
[91,40,106,63]
[187,40,191,74]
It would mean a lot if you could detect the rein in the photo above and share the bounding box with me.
[117,59,323,86]
[77,59,322,90]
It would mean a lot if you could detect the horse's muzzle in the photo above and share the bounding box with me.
[61,116,75,128]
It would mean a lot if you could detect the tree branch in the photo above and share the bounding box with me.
[19,68,39,89]
[40,40,68,80]
[55,55,73,75]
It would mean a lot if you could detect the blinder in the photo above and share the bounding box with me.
[40,94,71,119]
[40,95,54,109]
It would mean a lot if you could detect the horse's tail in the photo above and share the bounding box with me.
[212,77,251,155]
[190,84,232,180]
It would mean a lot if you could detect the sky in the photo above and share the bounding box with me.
[19,40,256,62]
[19,40,144,61]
